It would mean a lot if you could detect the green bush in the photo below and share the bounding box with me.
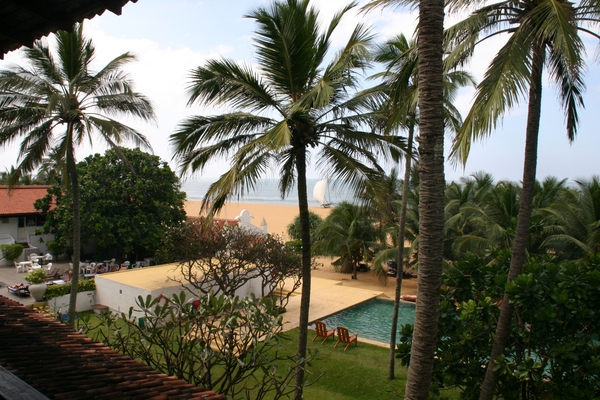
[45,279,96,300]
[1,243,24,260]
[24,268,47,284]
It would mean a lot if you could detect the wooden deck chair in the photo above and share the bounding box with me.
[312,321,335,344]
[334,326,358,351]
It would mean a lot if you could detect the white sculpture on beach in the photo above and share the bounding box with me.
[236,209,268,234]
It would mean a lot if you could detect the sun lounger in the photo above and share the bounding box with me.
[45,266,62,280]
[8,284,30,297]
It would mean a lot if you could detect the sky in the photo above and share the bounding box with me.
[1,0,600,185]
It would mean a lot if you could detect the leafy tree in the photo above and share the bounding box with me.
[0,23,155,325]
[315,201,382,279]
[169,1,401,396]
[446,1,600,395]
[35,148,185,261]
[397,251,600,399]
[286,211,324,254]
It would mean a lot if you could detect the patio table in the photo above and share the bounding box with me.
[18,261,33,272]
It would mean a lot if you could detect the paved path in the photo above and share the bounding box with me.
[0,261,71,306]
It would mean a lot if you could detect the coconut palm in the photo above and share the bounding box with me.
[366,32,475,379]
[0,23,155,326]
[169,1,400,397]
[315,201,382,279]
[363,0,448,395]
[541,176,600,258]
[446,1,600,397]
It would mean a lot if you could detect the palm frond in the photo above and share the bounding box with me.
[186,58,279,114]
[450,31,533,165]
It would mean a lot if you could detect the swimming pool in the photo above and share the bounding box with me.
[316,298,415,344]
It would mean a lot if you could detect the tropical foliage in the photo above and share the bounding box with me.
[35,148,186,261]
[0,23,155,324]
[169,1,402,396]
[396,250,600,399]
[315,201,383,279]
[83,292,304,400]
[446,1,600,395]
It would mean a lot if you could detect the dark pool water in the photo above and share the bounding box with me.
[316,298,415,344]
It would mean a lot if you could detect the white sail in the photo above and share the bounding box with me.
[313,179,327,204]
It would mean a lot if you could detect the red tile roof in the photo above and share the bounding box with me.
[0,296,227,399]
[0,186,50,216]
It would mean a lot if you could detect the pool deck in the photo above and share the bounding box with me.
[1,262,413,347]
[279,277,387,331]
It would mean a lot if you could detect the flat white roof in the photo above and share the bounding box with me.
[94,263,187,292]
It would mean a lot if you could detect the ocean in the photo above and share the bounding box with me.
[181,178,353,207]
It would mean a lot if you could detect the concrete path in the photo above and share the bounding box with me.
[279,277,386,332]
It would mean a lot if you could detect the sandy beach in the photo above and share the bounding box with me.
[184,200,418,296]
[184,200,332,240]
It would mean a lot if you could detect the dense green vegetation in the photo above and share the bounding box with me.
[0,243,23,261]
[396,251,600,399]
[35,148,186,261]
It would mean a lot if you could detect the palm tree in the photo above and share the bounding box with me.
[446,1,600,397]
[363,0,448,396]
[0,23,155,326]
[315,201,382,279]
[541,176,600,258]
[169,1,398,397]
[369,32,475,379]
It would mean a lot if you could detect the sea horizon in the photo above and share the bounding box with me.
[181,177,353,207]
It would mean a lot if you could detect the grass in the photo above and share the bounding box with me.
[77,310,460,400]
[266,328,461,400]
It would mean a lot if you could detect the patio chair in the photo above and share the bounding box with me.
[312,321,335,344]
[334,326,359,351]
[14,261,25,273]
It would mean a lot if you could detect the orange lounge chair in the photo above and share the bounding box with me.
[312,321,335,344]
[334,326,358,351]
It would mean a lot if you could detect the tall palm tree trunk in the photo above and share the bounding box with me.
[479,43,545,400]
[388,121,414,379]
[405,1,445,398]
[68,168,81,328]
[294,147,312,400]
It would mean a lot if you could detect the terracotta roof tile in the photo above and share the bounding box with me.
[0,296,227,399]
[0,186,51,216]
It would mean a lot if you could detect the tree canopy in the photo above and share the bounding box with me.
[35,148,186,261]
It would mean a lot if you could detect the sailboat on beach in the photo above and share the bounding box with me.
[313,178,332,208]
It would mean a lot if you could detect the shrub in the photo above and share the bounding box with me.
[1,243,24,260]
[24,268,47,284]
[45,279,96,300]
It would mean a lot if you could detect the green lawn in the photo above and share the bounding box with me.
[272,329,460,400]
[78,311,459,399]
